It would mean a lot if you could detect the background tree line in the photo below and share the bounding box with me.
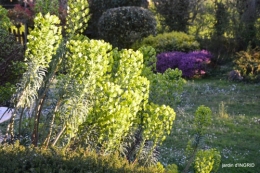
[84,0,260,52]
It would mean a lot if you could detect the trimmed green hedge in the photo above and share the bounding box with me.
[98,6,156,49]
[132,31,200,53]
[0,142,165,173]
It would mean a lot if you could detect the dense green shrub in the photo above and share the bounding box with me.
[0,5,12,30]
[0,83,15,106]
[139,46,186,108]
[0,6,25,86]
[98,6,156,49]
[183,106,221,173]
[194,149,221,173]
[214,1,229,37]
[234,46,260,82]
[86,0,148,38]
[133,31,200,53]
[166,163,179,173]
[0,28,25,84]
[198,36,238,64]
[0,142,165,173]
[0,6,25,104]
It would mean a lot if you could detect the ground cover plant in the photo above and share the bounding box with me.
[159,79,260,173]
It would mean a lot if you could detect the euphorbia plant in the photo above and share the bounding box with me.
[4,0,177,167]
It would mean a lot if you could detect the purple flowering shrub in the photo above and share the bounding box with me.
[156,51,185,73]
[156,50,212,78]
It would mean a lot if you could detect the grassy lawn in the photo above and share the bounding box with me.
[160,79,260,173]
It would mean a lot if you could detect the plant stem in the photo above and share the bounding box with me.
[52,125,66,146]
[43,99,61,148]
[18,108,25,140]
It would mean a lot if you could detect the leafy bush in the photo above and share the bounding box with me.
[0,83,15,106]
[153,0,189,32]
[132,31,200,53]
[198,36,238,64]
[194,149,221,173]
[0,7,25,104]
[166,163,179,173]
[98,6,156,49]
[156,50,212,78]
[139,46,186,108]
[193,105,212,135]
[0,6,24,85]
[0,142,165,173]
[0,5,25,82]
[0,5,12,30]
[183,106,221,173]
[86,0,148,38]
[234,46,260,82]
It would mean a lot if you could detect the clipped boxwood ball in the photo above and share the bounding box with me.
[98,6,156,49]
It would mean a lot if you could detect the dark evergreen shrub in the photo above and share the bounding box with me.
[0,28,25,105]
[153,0,190,32]
[0,28,25,85]
[198,36,238,65]
[132,31,200,54]
[86,0,148,38]
[98,6,156,49]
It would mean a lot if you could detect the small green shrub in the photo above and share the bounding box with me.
[0,142,165,173]
[98,6,156,49]
[183,106,216,173]
[194,149,221,173]
[166,163,179,173]
[234,45,260,82]
[194,105,212,131]
[0,5,12,30]
[0,83,15,106]
[133,31,200,53]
